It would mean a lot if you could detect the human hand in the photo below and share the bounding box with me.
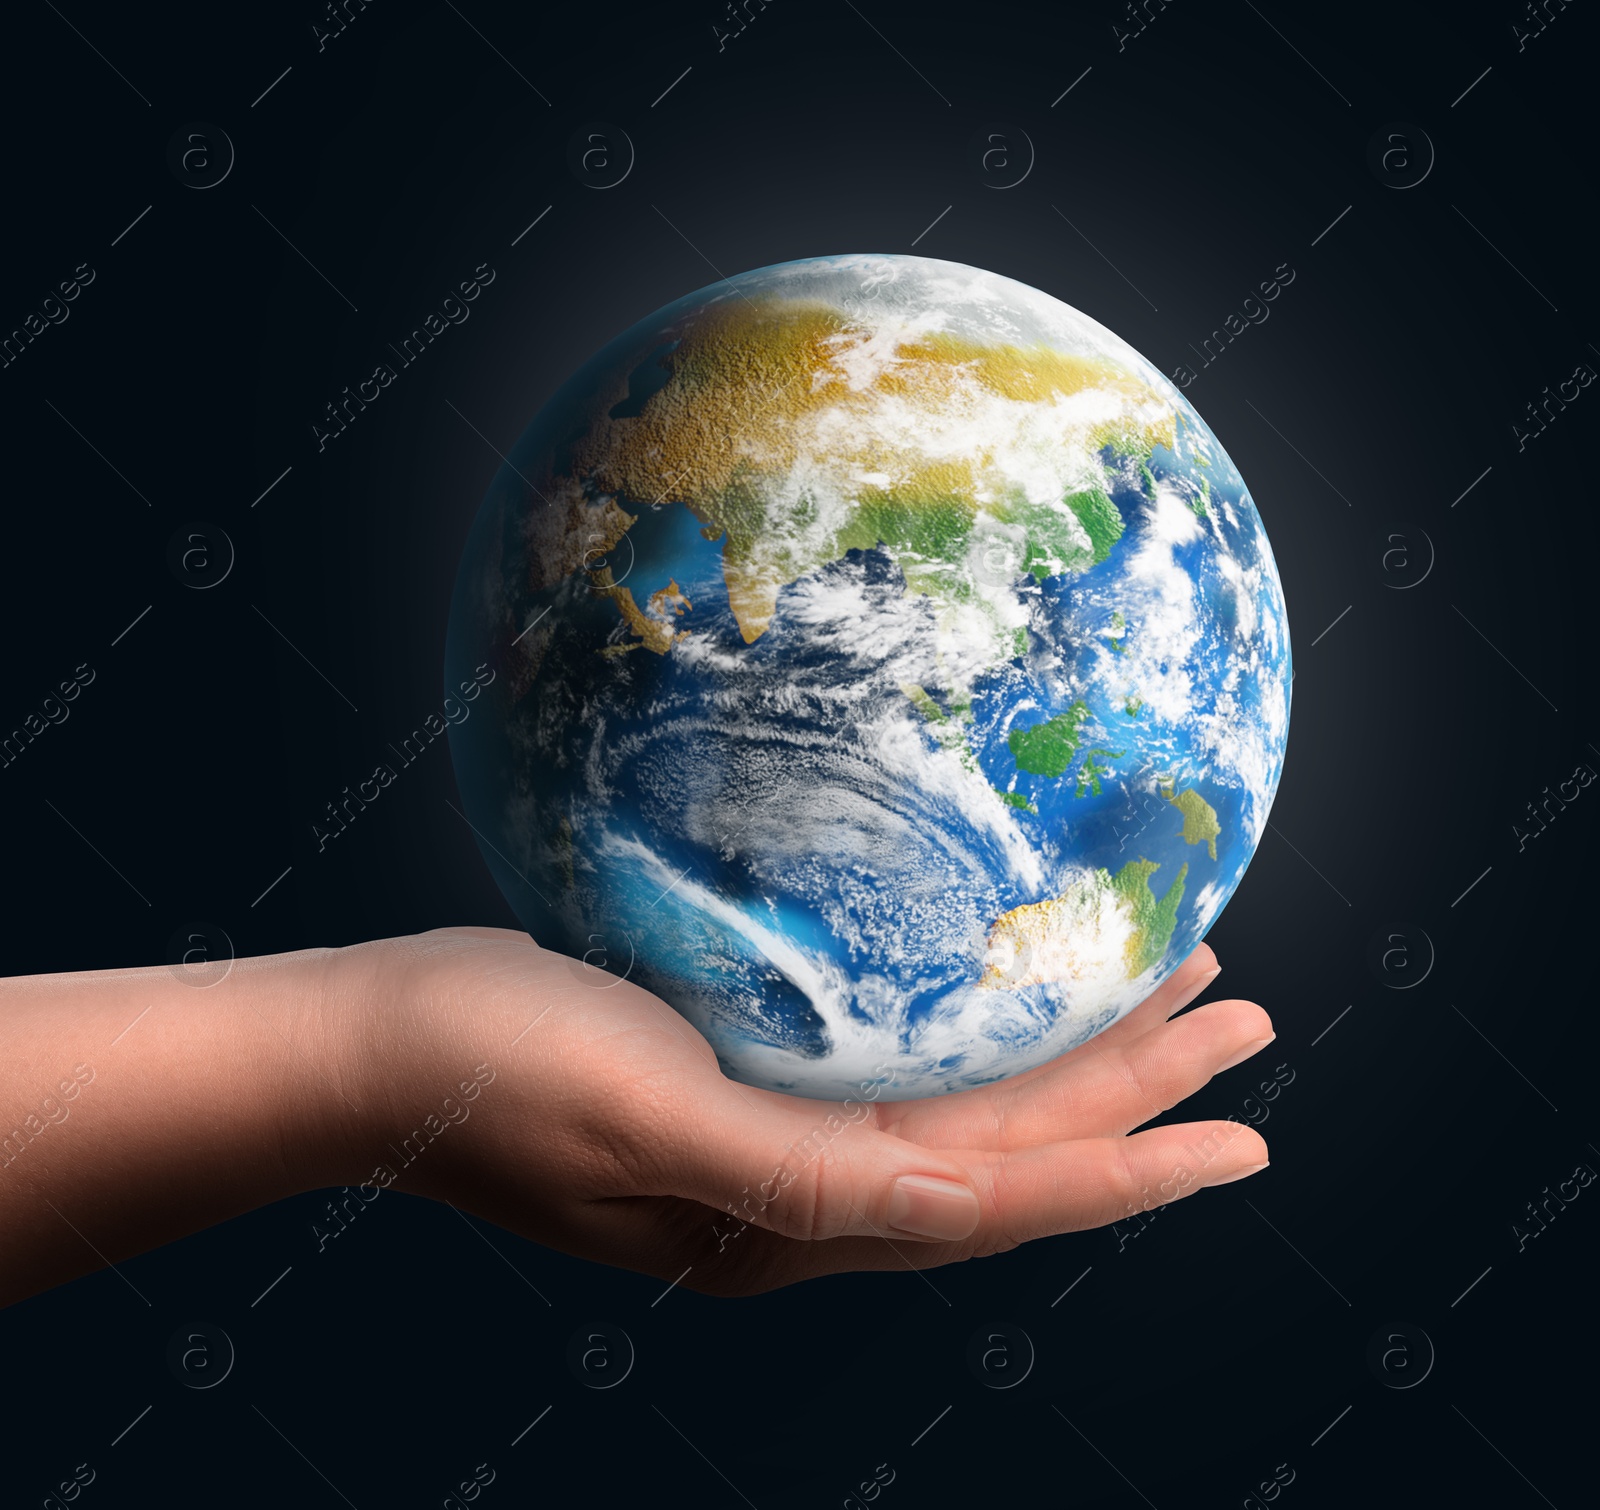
[335,928,1273,1296]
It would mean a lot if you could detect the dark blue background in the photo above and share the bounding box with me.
[0,2,1593,1506]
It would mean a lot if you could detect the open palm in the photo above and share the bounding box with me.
[353,927,1272,1296]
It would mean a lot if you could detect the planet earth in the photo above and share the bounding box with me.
[446,253,1291,1101]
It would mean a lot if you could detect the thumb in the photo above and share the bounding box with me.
[667,1091,983,1244]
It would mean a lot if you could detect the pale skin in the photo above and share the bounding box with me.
[0,929,1271,1308]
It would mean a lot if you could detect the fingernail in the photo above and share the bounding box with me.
[888,1175,981,1240]
[1210,1161,1269,1186]
[1216,1032,1275,1073]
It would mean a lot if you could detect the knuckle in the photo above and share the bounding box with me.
[1111,1043,1167,1113]
[1109,1138,1144,1207]
[773,1151,828,1241]
[767,1146,850,1242]
[984,1153,1030,1249]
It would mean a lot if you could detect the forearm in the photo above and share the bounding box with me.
[0,946,366,1308]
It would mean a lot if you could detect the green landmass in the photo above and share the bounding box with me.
[1111,858,1189,976]
[1107,608,1128,656]
[1008,702,1090,778]
[905,684,978,771]
[1139,463,1158,499]
[905,684,949,724]
[1124,694,1143,717]
[1063,488,1125,566]
[834,490,978,602]
[996,789,1037,814]
[999,485,1124,584]
[1076,748,1125,798]
[1008,703,1125,790]
[573,302,1178,675]
[1190,476,1209,518]
[1163,784,1221,860]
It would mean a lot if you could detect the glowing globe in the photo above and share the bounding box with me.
[446,254,1291,1100]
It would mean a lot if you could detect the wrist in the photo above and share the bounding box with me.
[315,933,497,1204]
[267,942,388,1195]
